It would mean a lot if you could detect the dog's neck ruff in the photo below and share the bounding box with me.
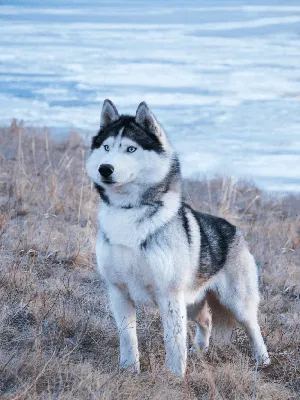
[97,183,182,249]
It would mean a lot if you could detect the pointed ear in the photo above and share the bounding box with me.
[135,102,162,137]
[100,99,119,129]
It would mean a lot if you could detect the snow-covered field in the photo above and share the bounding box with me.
[1,0,300,191]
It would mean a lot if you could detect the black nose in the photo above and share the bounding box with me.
[98,164,114,178]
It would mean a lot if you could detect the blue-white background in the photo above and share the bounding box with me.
[1,1,300,192]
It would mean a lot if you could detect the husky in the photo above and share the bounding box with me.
[86,99,270,376]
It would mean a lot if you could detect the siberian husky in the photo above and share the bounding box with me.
[86,99,270,376]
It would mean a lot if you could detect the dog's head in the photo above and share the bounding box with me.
[86,100,175,196]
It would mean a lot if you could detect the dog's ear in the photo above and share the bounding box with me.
[135,102,162,137]
[100,99,119,129]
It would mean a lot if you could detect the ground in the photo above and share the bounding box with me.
[0,121,299,399]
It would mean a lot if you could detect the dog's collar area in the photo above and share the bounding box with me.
[95,183,166,210]
[116,201,163,210]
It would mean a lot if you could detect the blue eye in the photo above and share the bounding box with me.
[104,145,109,151]
[127,146,137,153]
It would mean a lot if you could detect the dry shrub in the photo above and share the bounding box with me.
[0,121,299,399]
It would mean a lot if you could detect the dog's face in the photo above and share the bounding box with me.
[86,100,173,192]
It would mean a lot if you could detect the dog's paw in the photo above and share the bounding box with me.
[189,344,208,355]
[120,362,140,374]
[260,354,271,368]
[256,353,271,370]
[189,341,209,354]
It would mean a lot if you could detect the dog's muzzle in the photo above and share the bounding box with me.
[98,164,114,178]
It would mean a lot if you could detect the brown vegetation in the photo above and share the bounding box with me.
[0,121,299,399]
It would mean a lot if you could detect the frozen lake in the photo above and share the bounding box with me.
[1,1,300,192]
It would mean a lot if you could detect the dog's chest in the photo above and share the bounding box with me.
[116,247,157,304]
[97,227,180,304]
[98,241,162,304]
[97,204,193,303]
[99,205,148,247]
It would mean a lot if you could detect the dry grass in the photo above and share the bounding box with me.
[0,120,299,399]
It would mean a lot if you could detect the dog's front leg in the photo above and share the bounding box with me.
[158,291,187,376]
[108,284,140,373]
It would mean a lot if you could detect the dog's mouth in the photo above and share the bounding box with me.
[101,174,135,188]
[101,179,115,185]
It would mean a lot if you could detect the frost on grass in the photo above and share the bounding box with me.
[0,121,299,399]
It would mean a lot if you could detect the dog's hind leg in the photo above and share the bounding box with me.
[239,310,270,367]
[188,299,212,352]
[211,245,271,367]
[213,286,270,366]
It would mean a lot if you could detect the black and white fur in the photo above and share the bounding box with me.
[86,100,270,376]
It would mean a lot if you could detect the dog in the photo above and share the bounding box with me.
[86,99,270,376]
